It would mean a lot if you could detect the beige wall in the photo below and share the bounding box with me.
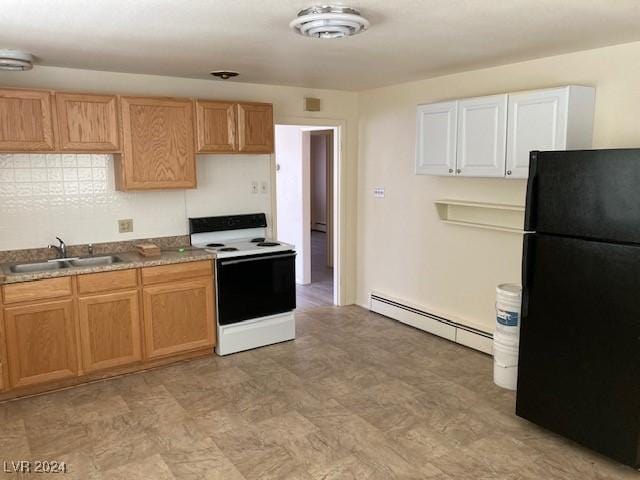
[4,40,640,321]
[0,66,359,304]
[356,41,640,332]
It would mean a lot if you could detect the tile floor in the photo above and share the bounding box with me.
[0,306,636,479]
[296,231,333,310]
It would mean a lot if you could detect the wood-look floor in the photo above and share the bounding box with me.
[296,231,334,310]
[0,305,636,479]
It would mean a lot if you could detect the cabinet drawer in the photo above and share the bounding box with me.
[142,260,212,285]
[3,277,73,305]
[77,269,138,295]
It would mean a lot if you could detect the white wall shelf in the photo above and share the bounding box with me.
[435,199,525,233]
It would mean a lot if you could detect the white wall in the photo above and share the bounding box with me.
[357,40,640,333]
[0,65,359,303]
[0,152,271,250]
[275,126,311,284]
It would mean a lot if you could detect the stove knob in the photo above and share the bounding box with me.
[448,168,453,173]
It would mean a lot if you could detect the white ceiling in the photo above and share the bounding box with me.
[2,0,640,90]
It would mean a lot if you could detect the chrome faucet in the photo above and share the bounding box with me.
[49,237,68,259]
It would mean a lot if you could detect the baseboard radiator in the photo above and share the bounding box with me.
[369,293,493,355]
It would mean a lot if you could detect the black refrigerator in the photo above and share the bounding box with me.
[516,149,640,468]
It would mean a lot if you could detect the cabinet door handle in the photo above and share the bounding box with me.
[506,170,512,176]
[456,169,461,174]
[448,168,453,173]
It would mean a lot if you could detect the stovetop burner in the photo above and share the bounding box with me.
[218,247,239,252]
[206,243,225,247]
[250,237,265,243]
[257,242,280,247]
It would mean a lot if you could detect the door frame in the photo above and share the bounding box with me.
[272,116,344,306]
[309,129,334,267]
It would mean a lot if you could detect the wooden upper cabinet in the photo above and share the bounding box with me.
[4,299,78,389]
[55,93,119,151]
[196,101,237,153]
[0,89,55,152]
[117,96,197,190]
[237,102,274,153]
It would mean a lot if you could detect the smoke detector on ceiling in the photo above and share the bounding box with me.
[210,70,239,80]
[0,50,34,71]
[290,5,370,39]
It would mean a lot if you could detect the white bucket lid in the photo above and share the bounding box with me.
[496,284,522,297]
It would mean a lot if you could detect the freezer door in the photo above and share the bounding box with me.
[525,149,640,244]
[517,233,640,468]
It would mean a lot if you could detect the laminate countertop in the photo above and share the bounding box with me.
[0,248,216,285]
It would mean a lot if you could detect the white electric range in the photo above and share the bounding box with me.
[189,213,296,356]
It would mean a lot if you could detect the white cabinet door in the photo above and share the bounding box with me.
[415,101,457,176]
[506,87,568,178]
[456,94,507,177]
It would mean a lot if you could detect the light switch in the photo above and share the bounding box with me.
[374,187,385,198]
[260,181,268,194]
[251,181,259,194]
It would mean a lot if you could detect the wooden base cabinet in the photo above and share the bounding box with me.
[78,290,142,372]
[143,277,215,359]
[0,304,6,391]
[4,299,78,389]
[0,261,216,399]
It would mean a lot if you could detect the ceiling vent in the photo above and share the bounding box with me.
[290,5,370,39]
[0,50,34,71]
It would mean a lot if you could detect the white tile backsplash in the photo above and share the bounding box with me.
[0,153,273,251]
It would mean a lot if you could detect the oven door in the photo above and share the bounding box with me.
[216,251,296,325]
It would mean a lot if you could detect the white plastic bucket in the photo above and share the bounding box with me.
[496,284,522,338]
[493,333,519,390]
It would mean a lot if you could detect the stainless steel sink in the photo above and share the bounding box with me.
[9,261,67,273]
[68,255,122,267]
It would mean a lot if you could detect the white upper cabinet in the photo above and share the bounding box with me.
[415,101,457,176]
[506,86,595,178]
[456,94,507,177]
[416,85,595,179]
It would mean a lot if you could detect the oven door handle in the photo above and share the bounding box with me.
[218,252,296,266]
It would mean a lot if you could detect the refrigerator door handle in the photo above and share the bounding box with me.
[524,151,538,231]
[521,233,535,316]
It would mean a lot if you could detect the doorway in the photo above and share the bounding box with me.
[274,125,338,310]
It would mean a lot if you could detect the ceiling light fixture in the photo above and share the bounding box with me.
[290,5,370,39]
[0,50,34,71]
[210,70,239,80]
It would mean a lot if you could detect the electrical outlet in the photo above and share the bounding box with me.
[374,187,385,198]
[118,218,134,233]
[260,181,268,194]
[251,181,259,194]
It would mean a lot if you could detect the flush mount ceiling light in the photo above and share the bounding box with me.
[0,50,34,71]
[290,5,370,39]
[210,70,239,80]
